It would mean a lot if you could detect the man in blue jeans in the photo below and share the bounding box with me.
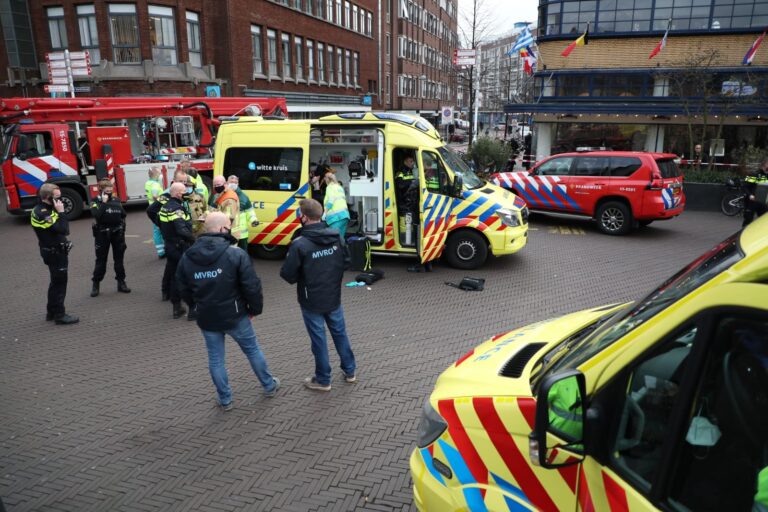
[177,212,279,410]
[280,198,357,391]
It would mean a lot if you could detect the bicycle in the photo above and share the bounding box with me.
[721,177,745,217]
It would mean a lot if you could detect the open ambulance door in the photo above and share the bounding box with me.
[418,149,453,264]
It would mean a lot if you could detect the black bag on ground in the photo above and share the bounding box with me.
[355,268,384,285]
[346,236,371,272]
[445,277,485,291]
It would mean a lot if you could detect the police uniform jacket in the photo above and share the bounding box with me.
[159,197,195,249]
[92,195,126,229]
[31,201,69,248]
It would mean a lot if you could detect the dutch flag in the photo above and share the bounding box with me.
[743,30,766,65]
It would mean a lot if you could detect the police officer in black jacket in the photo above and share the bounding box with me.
[90,179,130,297]
[31,183,78,325]
[176,212,279,410]
[159,182,196,319]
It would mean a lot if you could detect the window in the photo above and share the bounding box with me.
[316,0,325,18]
[294,36,304,80]
[109,4,140,64]
[360,8,366,34]
[223,147,304,192]
[317,42,325,82]
[327,44,335,83]
[17,132,54,159]
[77,5,100,63]
[367,12,373,36]
[353,52,359,87]
[267,29,278,76]
[421,151,451,195]
[610,157,642,177]
[186,11,202,67]
[336,0,342,24]
[47,7,68,50]
[344,1,351,28]
[337,47,343,84]
[386,33,391,55]
[537,156,573,176]
[345,49,351,85]
[307,40,315,81]
[386,73,391,100]
[251,25,264,76]
[327,0,334,21]
[149,5,177,65]
[572,156,610,176]
[352,5,358,31]
[282,33,292,78]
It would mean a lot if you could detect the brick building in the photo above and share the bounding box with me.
[1,0,374,115]
[1,0,458,119]
[507,0,768,165]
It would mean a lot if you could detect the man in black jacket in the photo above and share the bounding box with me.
[31,183,78,325]
[90,179,130,297]
[159,182,196,319]
[280,198,357,392]
[176,212,280,411]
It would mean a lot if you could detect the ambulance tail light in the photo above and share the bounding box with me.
[417,400,447,448]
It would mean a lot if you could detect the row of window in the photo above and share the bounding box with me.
[251,26,360,87]
[271,0,373,37]
[399,0,455,41]
[541,0,768,34]
[47,4,202,66]
[397,36,451,72]
[397,75,450,100]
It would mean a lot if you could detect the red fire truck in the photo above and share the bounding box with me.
[0,96,287,218]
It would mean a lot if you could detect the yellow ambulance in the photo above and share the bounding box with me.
[212,112,528,269]
[411,215,768,511]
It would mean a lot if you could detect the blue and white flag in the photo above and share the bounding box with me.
[508,27,534,56]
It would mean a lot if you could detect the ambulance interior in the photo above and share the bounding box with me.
[309,126,411,247]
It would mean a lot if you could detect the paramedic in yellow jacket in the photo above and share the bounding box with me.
[210,175,241,244]
[228,175,259,250]
[323,173,350,239]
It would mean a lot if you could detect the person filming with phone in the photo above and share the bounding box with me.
[31,183,78,325]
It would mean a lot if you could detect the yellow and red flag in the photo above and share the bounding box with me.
[561,25,589,57]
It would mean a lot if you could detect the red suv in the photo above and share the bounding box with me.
[491,151,685,235]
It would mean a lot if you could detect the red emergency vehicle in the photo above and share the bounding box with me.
[0,96,287,218]
[491,151,685,235]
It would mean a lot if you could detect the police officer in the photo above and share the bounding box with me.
[404,175,433,273]
[743,159,768,227]
[90,179,130,297]
[394,154,417,210]
[160,182,196,319]
[31,183,78,325]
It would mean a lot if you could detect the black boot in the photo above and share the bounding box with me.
[54,313,79,325]
[117,280,131,293]
[90,281,100,297]
[172,303,187,319]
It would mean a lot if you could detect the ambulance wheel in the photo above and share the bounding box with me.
[251,244,288,260]
[445,230,488,270]
[60,187,84,220]
[596,201,632,236]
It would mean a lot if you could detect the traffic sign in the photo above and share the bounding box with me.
[48,60,67,69]
[49,76,69,85]
[454,49,477,58]
[441,106,454,125]
[71,66,92,77]
[68,51,90,61]
[49,68,67,77]
[47,52,66,61]
[44,84,71,93]
[453,56,476,66]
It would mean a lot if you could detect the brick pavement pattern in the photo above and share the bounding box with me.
[0,204,742,511]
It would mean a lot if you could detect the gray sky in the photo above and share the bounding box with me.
[458,0,539,42]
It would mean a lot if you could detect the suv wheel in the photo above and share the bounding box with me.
[596,201,632,235]
[445,230,488,269]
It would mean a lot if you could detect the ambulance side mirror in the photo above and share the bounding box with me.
[452,174,463,198]
[531,371,586,469]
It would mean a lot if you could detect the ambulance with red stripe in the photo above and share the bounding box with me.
[412,214,768,511]
[491,151,685,235]
[213,112,528,269]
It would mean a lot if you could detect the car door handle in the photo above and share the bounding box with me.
[293,194,305,199]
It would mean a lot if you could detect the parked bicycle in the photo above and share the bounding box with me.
[721,177,745,216]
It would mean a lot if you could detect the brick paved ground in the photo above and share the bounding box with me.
[0,202,742,512]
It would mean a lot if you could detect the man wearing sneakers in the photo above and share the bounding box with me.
[176,212,280,411]
[280,198,357,391]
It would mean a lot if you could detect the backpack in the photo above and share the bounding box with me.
[346,236,371,272]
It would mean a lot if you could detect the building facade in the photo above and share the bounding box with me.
[1,0,377,115]
[1,0,458,118]
[507,0,768,166]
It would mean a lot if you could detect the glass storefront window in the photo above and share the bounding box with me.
[552,124,649,154]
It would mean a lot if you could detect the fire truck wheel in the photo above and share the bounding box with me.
[251,244,288,260]
[59,187,84,220]
[445,230,488,270]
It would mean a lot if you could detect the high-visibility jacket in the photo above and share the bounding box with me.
[31,201,69,247]
[324,183,350,225]
[547,378,584,444]
[194,174,209,204]
[234,188,258,240]
[145,179,163,204]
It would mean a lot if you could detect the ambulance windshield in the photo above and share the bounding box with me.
[549,233,743,374]
[438,146,484,190]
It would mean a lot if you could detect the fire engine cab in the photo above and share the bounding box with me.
[0,96,287,218]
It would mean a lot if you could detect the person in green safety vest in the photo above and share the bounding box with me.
[755,467,768,512]
[323,172,351,239]
[145,166,165,258]
[743,159,768,227]
[227,175,259,251]
[547,377,584,446]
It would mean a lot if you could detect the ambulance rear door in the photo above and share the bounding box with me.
[418,149,454,264]
[221,123,311,250]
